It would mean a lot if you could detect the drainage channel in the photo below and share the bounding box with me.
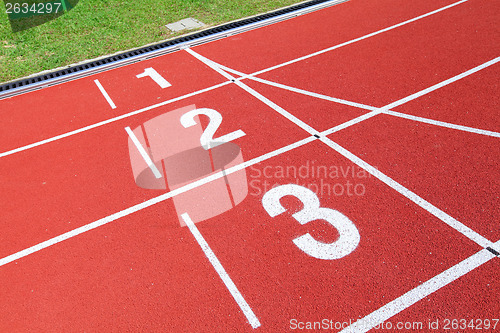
[0,0,348,100]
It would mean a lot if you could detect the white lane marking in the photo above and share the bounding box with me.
[383,110,500,138]
[234,80,319,134]
[136,67,172,89]
[243,0,469,78]
[185,51,499,250]
[188,53,500,248]
[340,240,500,333]
[252,71,500,138]
[319,136,494,249]
[186,49,319,135]
[247,75,500,138]
[197,56,500,138]
[0,0,477,160]
[94,79,117,109]
[0,81,230,158]
[185,48,236,81]
[320,111,380,135]
[314,57,500,136]
[239,72,376,111]
[181,213,261,329]
[205,62,384,133]
[125,126,162,179]
[381,57,500,111]
[0,136,315,268]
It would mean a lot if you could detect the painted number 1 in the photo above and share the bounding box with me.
[180,108,246,150]
[262,184,360,260]
[136,67,172,89]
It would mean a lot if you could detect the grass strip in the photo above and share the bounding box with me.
[0,0,304,84]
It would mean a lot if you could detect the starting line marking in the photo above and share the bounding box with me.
[0,81,231,158]
[243,0,469,79]
[94,79,117,109]
[227,67,500,138]
[182,213,261,329]
[125,126,163,179]
[319,135,495,250]
[216,57,500,138]
[0,135,315,268]
[0,0,473,160]
[340,240,500,333]
[185,49,498,251]
[186,48,319,135]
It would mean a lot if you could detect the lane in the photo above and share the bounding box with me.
[0,206,252,332]
[0,51,227,154]
[388,259,500,332]
[329,114,500,242]
[392,64,500,133]
[184,141,482,331]
[256,0,499,107]
[193,0,460,74]
[0,84,309,259]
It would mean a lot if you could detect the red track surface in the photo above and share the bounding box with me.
[0,0,498,332]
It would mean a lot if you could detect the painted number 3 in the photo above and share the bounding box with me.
[262,184,360,260]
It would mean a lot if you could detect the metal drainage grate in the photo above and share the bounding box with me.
[0,0,346,98]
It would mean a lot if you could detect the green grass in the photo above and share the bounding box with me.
[0,0,303,84]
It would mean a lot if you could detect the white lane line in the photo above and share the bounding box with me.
[94,79,117,109]
[0,0,476,160]
[0,136,315,268]
[207,62,384,133]
[185,48,236,81]
[125,126,162,179]
[340,240,500,333]
[319,135,494,249]
[383,110,500,138]
[202,57,500,138]
[181,213,261,329]
[242,0,469,79]
[380,57,500,111]
[185,49,319,135]
[0,81,230,158]
[321,56,500,136]
[320,111,380,135]
[186,52,499,250]
[253,71,500,138]
[186,47,317,137]
[242,73,376,111]
[255,73,500,138]
[233,80,319,134]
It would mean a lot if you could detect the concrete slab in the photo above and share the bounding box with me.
[165,18,205,32]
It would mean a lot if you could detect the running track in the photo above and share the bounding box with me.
[0,0,499,331]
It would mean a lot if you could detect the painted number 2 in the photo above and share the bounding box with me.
[262,184,360,260]
[180,108,246,150]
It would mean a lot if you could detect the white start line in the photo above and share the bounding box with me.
[0,0,476,159]
[182,213,261,329]
[185,48,498,252]
[1,0,498,330]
